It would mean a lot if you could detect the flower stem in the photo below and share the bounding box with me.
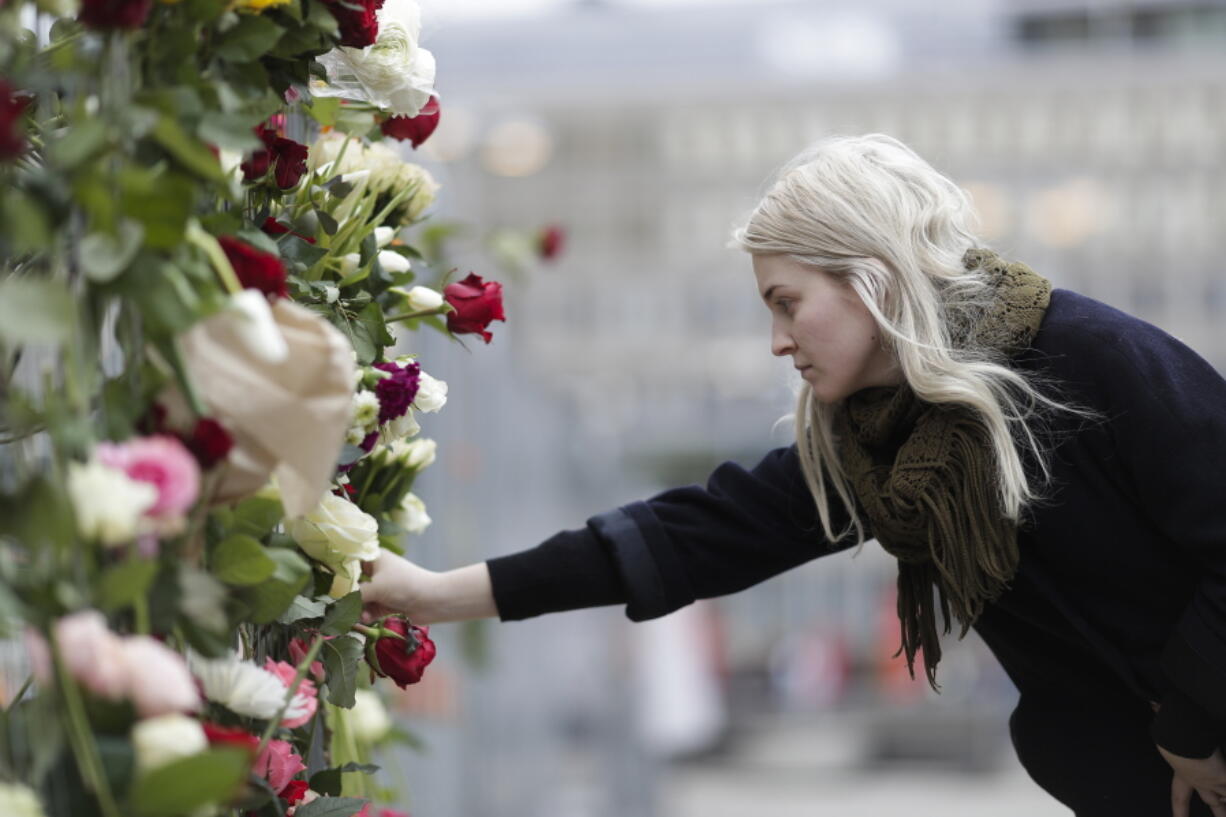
[50,634,123,817]
[382,305,450,324]
[253,634,324,759]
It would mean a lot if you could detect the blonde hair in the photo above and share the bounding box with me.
[730,134,1084,544]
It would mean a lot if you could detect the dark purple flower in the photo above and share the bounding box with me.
[373,361,420,423]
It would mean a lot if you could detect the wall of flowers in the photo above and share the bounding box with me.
[0,0,510,813]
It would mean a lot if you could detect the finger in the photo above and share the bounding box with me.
[1200,789,1226,817]
[1172,776,1192,817]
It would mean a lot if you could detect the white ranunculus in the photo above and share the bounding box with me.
[188,651,314,723]
[378,408,420,447]
[350,390,380,431]
[312,0,436,117]
[308,132,365,177]
[131,714,208,773]
[413,371,447,413]
[377,250,411,274]
[350,689,392,743]
[400,437,436,469]
[285,493,381,567]
[0,782,49,817]
[362,143,439,224]
[66,459,157,546]
[390,492,431,534]
[405,285,443,312]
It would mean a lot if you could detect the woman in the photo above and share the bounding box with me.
[361,134,1226,817]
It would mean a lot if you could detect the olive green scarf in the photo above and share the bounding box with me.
[834,248,1051,691]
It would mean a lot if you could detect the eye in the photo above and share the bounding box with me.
[773,297,794,315]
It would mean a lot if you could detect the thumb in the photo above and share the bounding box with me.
[1172,775,1192,817]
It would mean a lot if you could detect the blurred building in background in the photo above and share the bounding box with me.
[383,1,1226,815]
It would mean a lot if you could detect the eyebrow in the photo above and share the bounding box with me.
[761,284,782,302]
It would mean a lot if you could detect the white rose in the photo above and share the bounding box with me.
[350,689,392,743]
[0,782,49,817]
[389,492,431,534]
[285,493,381,566]
[400,437,436,470]
[329,557,363,597]
[413,371,447,413]
[66,459,157,546]
[339,253,362,277]
[131,714,208,773]
[345,425,368,446]
[324,285,340,304]
[378,408,420,447]
[408,286,443,312]
[378,250,411,274]
[313,0,437,117]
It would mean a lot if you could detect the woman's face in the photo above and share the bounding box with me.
[753,253,902,403]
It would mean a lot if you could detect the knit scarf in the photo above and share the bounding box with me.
[834,248,1051,691]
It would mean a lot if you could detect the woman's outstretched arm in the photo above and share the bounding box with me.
[360,554,498,625]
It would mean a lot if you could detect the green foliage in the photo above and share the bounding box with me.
[320,635,363,708]
[240,547,313,623]
[128,748,250,816]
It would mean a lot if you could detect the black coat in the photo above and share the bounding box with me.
[487,288,1226,776]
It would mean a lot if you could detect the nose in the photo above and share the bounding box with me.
[770,322,795,358]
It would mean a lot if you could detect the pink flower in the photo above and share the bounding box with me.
[49,611,129,701]
[263,658,318,729]
[287,637,326,683]
[120,636,202,717]
[96,435,200,518]
[255,739,306,792]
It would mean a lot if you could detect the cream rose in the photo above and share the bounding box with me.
[389,492,430,534]
[66,459,157,546]
[285,494,380,595]
[131,714,208,773]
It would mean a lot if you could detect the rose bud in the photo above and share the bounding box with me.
[187,417,234,469]
[366,616,436,688]
[241,126,277,182]
[0,81,31,161]
[380,97,440,149]
[78,0,153,29]
[442,273,505,344]
[218,235,289,299]
[321,0,383,47]
[271,136,309,190]
[537,224,565,262]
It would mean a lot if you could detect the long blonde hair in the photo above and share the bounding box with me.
[730,134,1084,544]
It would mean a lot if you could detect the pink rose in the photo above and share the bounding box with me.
[287,637,326,683]
[255,739,306,792]
[263,658,318,729]
[120,636,201,717]
[96,435,200,518]
[50,611,129,701]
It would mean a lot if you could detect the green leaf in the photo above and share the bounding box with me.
[78,220,144,283]
[277,594,327,624]
[319,591,362,637]
[179,566,230,633]
[119,170,196,249]
[305,97,341,128]
[320,634,363,707]
[97,560,160,612]
[151,116,226,182]
[294,797,369,817]
[212,534,277,586]
[308,764,379,797]
[129,748,249,817]
[197,113,263,152]
[0,188,52,254]
[214,14,284,61]
[240,548,312,623]
[48,119,110,170]
[0,277,76,345]
[226,495,284,539]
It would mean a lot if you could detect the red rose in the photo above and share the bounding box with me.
[321,0,384,47]
[537,224,565,262]
[218,235,288,299]
[443,273,505,344]
[0,81,30,161]
[187,417,233,469]
[380,97,440,149]
[202,722,261,756]
[241,127,277,181]
[271,136,309,190]
[262,216,317,245]
[369,617,436,688]
[280,779,309,805]
[78,0,151,29]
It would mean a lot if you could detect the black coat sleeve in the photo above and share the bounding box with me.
[485,444,860,623]
[1058,309,1226,757]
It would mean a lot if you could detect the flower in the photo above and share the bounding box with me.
[0,81,30,161]
[399,285,443,312]
[374,226,396,247]
[65,458,157,546]
[362,143,438,223]
[0,782,48,817]
[380,96,440,148]
[262,658,318,729]
[313,0,436,117]
[77,0,151,28]
[350,689,392,742]
[202,722,261,755]
[219,235,289,299]
[189,651,314,722]
[351,390,381,430]
[187,417,234,469]
[397,437,435,469]
[389,492,430,534]
[119,636,203,717]
[242,127,310,190]
[96,434,200,520]
[284,494,380,596]
[262,216,317,245]
[38,611,128,700]
[240,128,274,180]
[378,250,411,274]
[412,371,446,413]
[255,739,306,792]
[131,714,208,773]
[537,224,565,261]
[287,637,326,683]
[320,0,383,47]
[368,616,436,688]
[373,360,420,423]
[443,273,505,344]
[280,779,310,805]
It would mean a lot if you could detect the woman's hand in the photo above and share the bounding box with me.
[359,550,442,623]
[1157,745,1226,817]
